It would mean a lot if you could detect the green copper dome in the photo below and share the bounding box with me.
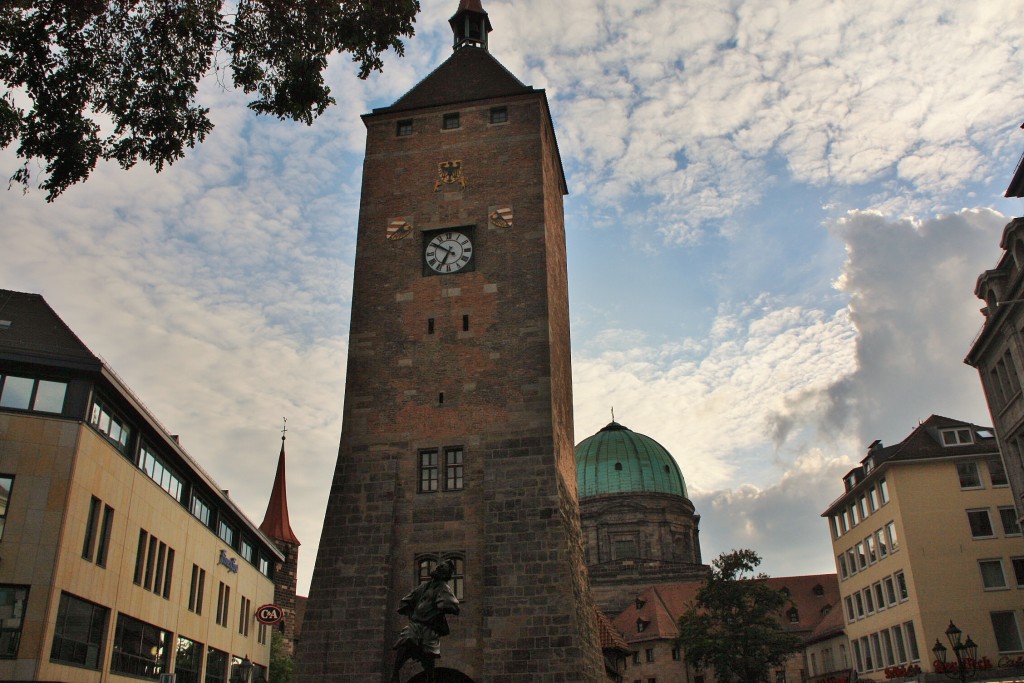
[575,422,688,499]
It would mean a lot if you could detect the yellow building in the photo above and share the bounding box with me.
[823,415,1024,679]
[0,289,281,682]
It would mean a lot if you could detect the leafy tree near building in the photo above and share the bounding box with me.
[269,630,293,683]
[676,549,800,683]
[0,0,420,200]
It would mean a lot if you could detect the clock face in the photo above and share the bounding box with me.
[424,230,474,274]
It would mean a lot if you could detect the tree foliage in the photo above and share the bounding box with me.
[676,549,801,683]
[0,0,420,200]
[269,630,293,683]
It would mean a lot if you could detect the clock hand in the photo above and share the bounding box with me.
[436,245,453,265]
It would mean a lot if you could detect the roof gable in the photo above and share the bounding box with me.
[376,46,534,114]
[0,289,98,367]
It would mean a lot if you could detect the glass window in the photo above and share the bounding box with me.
[215,582,230,628]
[0,376,32,409]
[861,636,874,670]
[217,520,235,547]
[175,636,203,683]
[854,592,864,618]
[863,587,875,613]
[89,399,130,451]
[111,613,170,679]
[884,576,897,606]
[96,504,114,567]
[892,624,907,664]
[858,495,868,518]
[895,571,909,601]
[991,611,1024,652]
[852,639,863,671]
[258,555,270,577]
[851,503,860,526]
[1012,557,1024,588]
[240,539,254,563]
[958,462,983,488]
[868,488,879,511]
[847,549,858,575]
[442,112,460,129]
[841,509,850,532]
[82,497,101,561]
[876,528,889,558]
[139,445,183,501]
[50,592,107,669]
[944,429,975,446]
[206,646,228,683]
[33,380,66,412]
[879,477,889,503]
[396,119,413,137]
[886,521,899,550]
[873,582,886,611]
[0,585,28,657]
[445,448,463,491]
[968,509,995,538]
[0,475,11,542]
[999,507,1021,536]
[989,457,1009,486]
[980,559,1008,589]
[844,596,854,623]
[188,564,206,614]
[490,106,508,124]
[856,542,867,569]
[191,495,211,526]
[446,555,465,600]
[866,535,877,563]
[419,450,438,493]
[838,553,848,579]
[905,621,919,661]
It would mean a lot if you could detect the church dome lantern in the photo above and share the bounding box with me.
[575,421,688,499]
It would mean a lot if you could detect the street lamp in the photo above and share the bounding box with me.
[932,621,978,683]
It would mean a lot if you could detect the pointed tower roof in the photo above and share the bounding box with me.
[260,433,300,545]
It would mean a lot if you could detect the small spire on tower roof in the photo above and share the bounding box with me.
[449,0,492,51]
[260,418,300,545]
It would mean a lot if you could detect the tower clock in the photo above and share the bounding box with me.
[296,2,604,681]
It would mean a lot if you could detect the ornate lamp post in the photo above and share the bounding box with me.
[932,621,978,683]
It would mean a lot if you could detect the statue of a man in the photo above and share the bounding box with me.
[390,558,460,683]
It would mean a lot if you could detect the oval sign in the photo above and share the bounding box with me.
[256,604,284,625]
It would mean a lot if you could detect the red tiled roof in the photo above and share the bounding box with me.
[596,609,633,653]
[259,441,300,545]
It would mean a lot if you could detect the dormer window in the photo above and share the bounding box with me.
[813,583,825,596]
[636,618,650,632]
[942,428,974,446]
[786,607,799,623]
[780,587,790,598]
[635,597,646,610]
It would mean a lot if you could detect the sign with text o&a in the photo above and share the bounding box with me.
[256,604,284,625]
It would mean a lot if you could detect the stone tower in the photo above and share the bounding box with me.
[259,431,301,654]
[295,2,604,681]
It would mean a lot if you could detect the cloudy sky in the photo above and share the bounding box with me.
[4,0,1024,595]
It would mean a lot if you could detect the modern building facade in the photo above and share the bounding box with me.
[966,213,1024,527]
[295,1,604,680]
[823,415,1024,679]
[0,289,282,682]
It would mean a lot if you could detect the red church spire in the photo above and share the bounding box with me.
[260,421,300,545]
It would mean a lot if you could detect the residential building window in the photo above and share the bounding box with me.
[989,457,1009,486]
[876,528,889,557]
[855,541,867,569]
[830,515,840,539]
[215,582,230,627]
[632,652,641,665]
[968,509,996,538]
[879,477,889,503]
[645,648,654,662]
[442,112,460,129]
[886,521,899,550]
[139,444,183,501]
[396,119,413,136]
[868,488,879,511]
[49,591,107,669]
[445,448,464,491]
[0,474,11,541]
[419,450,439,493]
[111,613,170,679]
[991,611,1024,652]
[873,582,886,611]
[787,607,799,622]
[852,639,863,671]
[866,535,877,563]
[863,588,874,614]
[672,646,681,661]
[0,374,66,413]
[858,495,869,519]
[999,507,1021,535]
[490,106,508,124]
[943,428,975,446]
[892,624,907,664]
[851,503,860,526]
[854,592,865,618]
[895,571,909,601]
[238,595,251,637]
[206,646,229,683]
[980,559,1008,589]
[861,636,874,670]
[217,519,235,547]
[188,564,206,614]
[846,549,858,575]
[957,461,983,488]
[904,620,919,661]
[838,553,848,579]
[258,555,271,577]
[884,576,897,606]
[844,596,854,623]
[191,494,211,526]
[175,636,203,683]
[841,509,851,532]
[0,585,27,657]
[89,398,131,451]
[1012,557,1024,587]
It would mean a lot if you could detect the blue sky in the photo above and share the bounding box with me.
[4,0,1024,595]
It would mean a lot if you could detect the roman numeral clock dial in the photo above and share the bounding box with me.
[424,230,474,275]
